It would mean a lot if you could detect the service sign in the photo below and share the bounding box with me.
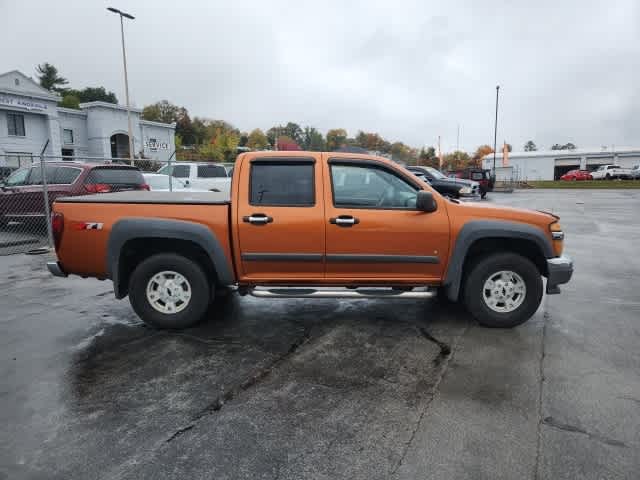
[0,94,48,112]
[145,138,169,151]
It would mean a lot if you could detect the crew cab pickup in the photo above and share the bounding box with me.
[47,152,573,329]
[590,164,633,180]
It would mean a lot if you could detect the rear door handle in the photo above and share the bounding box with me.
[243,213,273,225]
[329,215,360,227]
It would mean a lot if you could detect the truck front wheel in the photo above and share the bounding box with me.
[128,253,211,329]
[463,253,542,328]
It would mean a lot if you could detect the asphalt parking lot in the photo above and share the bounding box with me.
[1,189,639,479]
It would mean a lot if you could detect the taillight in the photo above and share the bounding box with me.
[139,183,150,191]
[84,183,112,193]
[51,212,64,250]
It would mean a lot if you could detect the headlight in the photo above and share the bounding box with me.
[459,186,472,194]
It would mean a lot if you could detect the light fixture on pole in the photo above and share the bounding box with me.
[492,85,500,178]
[107,7,135,165]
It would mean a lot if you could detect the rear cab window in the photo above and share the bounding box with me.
[249,159,315,206]
[197,165,227,178]
[85,167,144,186]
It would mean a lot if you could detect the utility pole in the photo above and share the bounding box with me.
[456,124,460,151]
[492,85,500,178]
[108,7,135,165]
[437,135,442,169]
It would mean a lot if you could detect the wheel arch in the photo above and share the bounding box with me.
[107,218,234,299]
[442,220,553,301]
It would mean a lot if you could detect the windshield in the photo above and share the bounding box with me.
[424,167,447,179]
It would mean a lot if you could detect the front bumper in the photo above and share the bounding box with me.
[458,194,482,202]
[47,261,67,278]
[546,255,573,294]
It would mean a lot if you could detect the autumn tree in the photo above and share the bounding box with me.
[524,140,537,151]
[36,63,68,92]
[442,151,472,171]
[326,128,348,151]
[247,129,270,150]
[472,145,494,166]
[198,129,240,162]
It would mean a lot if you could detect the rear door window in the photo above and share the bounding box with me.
[197,165,227,178]
[250,161,315,206]
[27,165,56,185]
[53,167,82,184]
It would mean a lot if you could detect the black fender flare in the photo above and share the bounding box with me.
[442,220,553,301]
[107,218,234,298]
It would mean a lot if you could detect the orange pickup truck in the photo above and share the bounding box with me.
[47,151,573,329]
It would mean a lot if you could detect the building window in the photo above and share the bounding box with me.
[61,148,74,158]
[63,129,74,145]
[7,113,25,137]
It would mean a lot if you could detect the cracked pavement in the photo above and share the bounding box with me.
[1,190,639,479]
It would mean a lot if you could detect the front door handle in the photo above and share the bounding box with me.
[329,215,360,227]
[243,213,273,225]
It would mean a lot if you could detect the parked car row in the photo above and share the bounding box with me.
[405,166,483,200]
[560,165,640,181]
[0,161,236,228]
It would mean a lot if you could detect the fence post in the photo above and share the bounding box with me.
[39,140,54,249]
[167,150,176,192]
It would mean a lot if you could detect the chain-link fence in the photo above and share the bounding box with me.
[0,154,234,255]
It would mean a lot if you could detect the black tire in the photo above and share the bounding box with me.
[481,191,487,199]
[463,252,543,328]
[605,173,611,180]
[128,253,212,329]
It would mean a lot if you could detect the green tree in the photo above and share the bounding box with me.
[199,129,240,162]
[326,128,348,151]
[300,126,325,151]
[142,100,180,124]
[247,128,270,150]
[282,122,303,144]
[59,94,80,109]
[524,140,537,152]
[63,86,117,104]
[36,63,68,92]
[390,142,412,163]
[418,146,439,167]
[551,142,577,150]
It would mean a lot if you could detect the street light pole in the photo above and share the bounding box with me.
[108,7,135,165]
[492,85,500,178]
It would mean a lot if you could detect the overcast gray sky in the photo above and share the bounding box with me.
[1,0,638,152]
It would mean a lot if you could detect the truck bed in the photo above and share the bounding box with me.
[57,191,230,205]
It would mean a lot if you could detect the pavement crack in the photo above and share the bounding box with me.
[534,311,550,480]
[390,325,467,476]
[542,416,628,448]
[165,424,195,443]
[418,327,452,365]
[162,326,312,445]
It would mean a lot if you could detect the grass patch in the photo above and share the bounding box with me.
[528,180,640,189]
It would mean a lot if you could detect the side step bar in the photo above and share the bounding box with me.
[249,287,435,300]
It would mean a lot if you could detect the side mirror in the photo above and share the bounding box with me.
[416,190,438,213]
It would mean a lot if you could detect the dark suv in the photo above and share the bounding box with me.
[454,168,494,198]
[0,162,148,227]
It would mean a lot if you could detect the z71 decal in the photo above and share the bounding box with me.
[72,222,104,230]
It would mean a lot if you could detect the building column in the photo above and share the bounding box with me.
[46,114,62,157]
[580,156,587,170]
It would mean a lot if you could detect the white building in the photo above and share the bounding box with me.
[482,147,640,181]
[0,70,175,167]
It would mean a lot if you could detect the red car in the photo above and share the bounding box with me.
[0,162,148,227]
[560,170,593,181]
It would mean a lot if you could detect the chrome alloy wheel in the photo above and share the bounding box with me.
[482,270,527,313]
[146,271,192,314]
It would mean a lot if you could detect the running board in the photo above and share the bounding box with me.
[249,287,436,300]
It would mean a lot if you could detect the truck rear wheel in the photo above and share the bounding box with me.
[463,252,542,328]
[128,253,211,329]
